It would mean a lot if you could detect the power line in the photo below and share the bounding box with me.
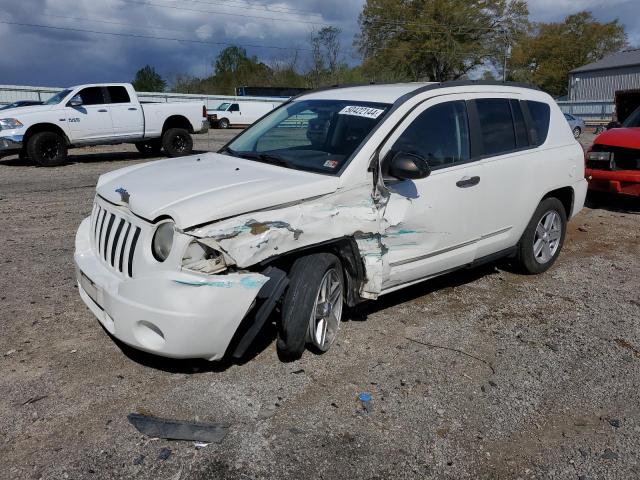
[0,20,312,51]
[118,0,332,26]
[174,0,324,17]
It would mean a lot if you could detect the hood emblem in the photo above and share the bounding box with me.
[115,187,130,203]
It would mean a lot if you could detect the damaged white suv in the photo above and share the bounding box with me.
[74,81,587,361]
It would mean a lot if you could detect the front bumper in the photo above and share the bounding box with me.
[74,217,268,360]
[586,168,640,196]
[0,134,23,155]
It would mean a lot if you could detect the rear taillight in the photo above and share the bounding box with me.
[202,105,207,118]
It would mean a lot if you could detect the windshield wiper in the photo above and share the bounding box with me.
[220,146,239,157]
[235,151,300,170]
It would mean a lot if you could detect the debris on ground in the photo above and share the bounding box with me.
[158,448,172,461]
[22,395,48,406]
[127,413,228,443]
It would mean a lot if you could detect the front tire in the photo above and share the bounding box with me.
[277,253,344,360]
[217,118,230,129]
[514,198,567,274]
[26,131,68,166]
[572,126,582,138]
[161,128,193,157]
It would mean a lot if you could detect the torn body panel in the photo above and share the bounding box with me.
[189,183,412,299]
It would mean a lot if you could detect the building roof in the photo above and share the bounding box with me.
[571,49,640,74]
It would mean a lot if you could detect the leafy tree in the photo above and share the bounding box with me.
[132,65,166,92]
[356,0,529,82]
[308,26,344,87]
[509,12,627,97]
[213,46,273,94]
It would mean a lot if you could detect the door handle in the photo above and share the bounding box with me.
[456,176,480,188]
[128,107,137,111]
[98,109,108,113]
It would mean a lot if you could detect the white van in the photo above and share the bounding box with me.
[75,81,587,362]
[207,100,281,129]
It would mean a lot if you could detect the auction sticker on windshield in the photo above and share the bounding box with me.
[339,106,385,119]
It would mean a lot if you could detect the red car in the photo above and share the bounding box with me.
[585,106,640,196]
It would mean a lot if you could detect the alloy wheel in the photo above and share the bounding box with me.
[307,268,343,351]
[533,210,562,264]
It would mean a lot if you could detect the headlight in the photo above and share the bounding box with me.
[0,118,24,130]
[587,151,613,162]
[182,240,227,274]
[152,221,175,262]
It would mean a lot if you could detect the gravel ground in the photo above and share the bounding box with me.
[1,129,639,479]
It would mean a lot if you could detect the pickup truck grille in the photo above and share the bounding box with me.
[90,202,141,277]
[590,145,640,171]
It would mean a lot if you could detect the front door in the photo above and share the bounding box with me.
[66,86,114,141]
[379,97,485,290]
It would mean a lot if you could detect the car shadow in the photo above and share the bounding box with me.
[112,263,502,374]
[585,191,640,214]
[0,150,211,167]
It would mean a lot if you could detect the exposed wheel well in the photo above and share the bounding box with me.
[162,115,193,134]
[543,186,574,218]
[23,123,70,146]
[260,237,366,307]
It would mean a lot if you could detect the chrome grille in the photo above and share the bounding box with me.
[90,203,141,277]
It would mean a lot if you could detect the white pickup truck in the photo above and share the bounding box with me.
[0,83,208,166]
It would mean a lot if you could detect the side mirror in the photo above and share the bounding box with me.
[68,95,83,107]
[388,151,431,180]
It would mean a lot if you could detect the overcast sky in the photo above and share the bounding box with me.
[0,0,638,88]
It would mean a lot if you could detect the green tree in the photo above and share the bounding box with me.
[132,65,166,92]
[509,12,627,97]
[213,46,273,94]
[356,0,529,82]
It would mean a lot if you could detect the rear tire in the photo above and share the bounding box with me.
[26,131,68,166]
[161,128,193,157]
[572,126,581,138]
[217,118,230,129]
[135,139,162,156]
[277,253,344,360]
[514,197,567,274]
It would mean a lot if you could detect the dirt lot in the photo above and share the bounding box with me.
[1,129,639,479]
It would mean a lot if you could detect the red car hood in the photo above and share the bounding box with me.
[593,127,640,149]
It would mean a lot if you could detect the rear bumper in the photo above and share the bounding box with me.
[586,168,640,196]
[197,120,209,134]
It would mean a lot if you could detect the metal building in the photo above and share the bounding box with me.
[557,49,640,123]
[568,48,640,102]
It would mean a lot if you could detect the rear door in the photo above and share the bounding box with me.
[106,86,144,138]
[469,96,537,258]
[381,96,485,289]
[66,87,114,141]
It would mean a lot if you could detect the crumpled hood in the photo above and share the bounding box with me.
[594,127,640,150]
[96,152,340,228]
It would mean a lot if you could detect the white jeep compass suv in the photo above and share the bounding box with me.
[74,81,587,361]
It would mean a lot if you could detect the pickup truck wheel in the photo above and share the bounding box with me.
[515,198,567,274]
[572,126,581,138]
[162,128,193,157]
[27,131,68,166]
[217,118,230,129]
[135,139,162,156]
[277,253,344,360]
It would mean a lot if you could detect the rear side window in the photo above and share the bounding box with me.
[391,100,470,170]
[77,87,105,105]
[525,101,551,145]
[475,99,516,156]
[107,86,131,104]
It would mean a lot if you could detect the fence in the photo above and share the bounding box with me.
[555,100,614,124]
[0,85,285,109]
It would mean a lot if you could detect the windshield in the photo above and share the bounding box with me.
[216,102,231,111]
[44,89,72,105]
[223,99,391,174]
[622,106,640,128]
